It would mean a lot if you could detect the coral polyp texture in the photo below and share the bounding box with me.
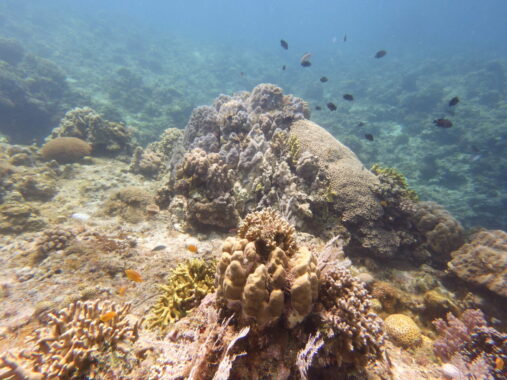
[39,136,92,163]
[216,209,319,328]
[146,258,216,330]
[49,107,136,158]
[384,314,422,348]
[0,300,141,379]
[448,229,507,298]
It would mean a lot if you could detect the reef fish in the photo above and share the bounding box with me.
[343,94,354,101]
[282,65,286,71]
[320,76,328,83]
[300,53,312,67]
[448,96,460,106]
[151,245,166,251]
[315,105,322,110]
[374,50,387,59]
[365,133,374,141]
[99,311,117,322]
[343,33,347,42]
[280,39,289,50]
[187,244,199,253]
[125,269,144,282]
[433,118,453,128]
[327,102,337,111]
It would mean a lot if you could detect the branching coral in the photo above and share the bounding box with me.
[1,300,141,379]
[146,259,216,330]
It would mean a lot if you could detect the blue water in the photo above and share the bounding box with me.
[1,0,507,230]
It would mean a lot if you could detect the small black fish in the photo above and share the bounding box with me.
[327,102,337,111]
[240,72,244,77]
[343,94,354,101]
[448,96,460,107]
[301,60,311,67]
[320,76,328,83]
[433,118,453,128]
[356,122,365,127]
[280,39,288,50]
[282,65,286,71]
[364,133,374,141]
[344,34,347,42]
[151,245,166,251]
[315,105,322,110]
[374,50,387,59]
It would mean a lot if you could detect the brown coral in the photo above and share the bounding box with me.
[384,314,422,348]
[448,229,507,298]
[216,210,318,329]
[39,137,91,163]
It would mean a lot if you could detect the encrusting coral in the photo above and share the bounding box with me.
[448,229,507,298]
[216,208,319,329]
[0,300,141,379]
[146,258,216,330]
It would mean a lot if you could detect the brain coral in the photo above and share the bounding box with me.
[448,229,507,298]
[216,209,319,328]
[40,137,91,163]
[384,314,422,348]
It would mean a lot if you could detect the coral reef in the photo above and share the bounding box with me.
[102,186,154,223]
[39,136,92,164]
[216,209,318,328]
[49,107,136,158]
[146,258,216,330]
[448,229,507,298]
[384,314,422,348]
[0,300,141,379]
[0,202,46,234]
[129,146,163,178]
[371,163,419,201]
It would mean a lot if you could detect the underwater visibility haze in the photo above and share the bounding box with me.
[0,0,506,379]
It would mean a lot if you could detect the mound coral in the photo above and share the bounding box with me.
[448,229,507,298]
[384,314,422,348]
[49,107,135,157]
[216,209,318,328]
[146,258,216,330]
[39,136,91,163]
[0,300,141,379]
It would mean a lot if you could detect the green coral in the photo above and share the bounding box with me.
[371,163,419,201]
[146,258,216,330]
[287,134,301,165]
[270,130,301,165]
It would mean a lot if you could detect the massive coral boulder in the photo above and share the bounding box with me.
[448,230,507,298]
[49,107,136,159]
[40,136,92,163]
[216,209,319,328]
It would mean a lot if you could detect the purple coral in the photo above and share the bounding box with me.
[433,309,487,361]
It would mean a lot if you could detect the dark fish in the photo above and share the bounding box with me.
[356,122,365,127]
[315,105,322,110]
[240,72,244,77]
[151,245,166,251]
[282,65,286,71]
[374,50,387,59]
[300,53,312,67]
[327,102,337,111]
[343,94,354,101]
[364,133,374,141]
[320,76,328,83]
[280,39,289,50]
[433,118,453,128]
[344,34,347,42]
[448,96,460,107]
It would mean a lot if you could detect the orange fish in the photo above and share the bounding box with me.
[99,311,117,322]
[496,357,504,371]
[125,269,144,282]
[187,244,198,253]
[118,286,127,296]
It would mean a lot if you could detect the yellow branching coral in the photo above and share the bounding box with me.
[371,163,419,201]
[146,258,216,330]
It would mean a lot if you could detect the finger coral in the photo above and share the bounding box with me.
[146,258,216,330]
[216,209,318,328]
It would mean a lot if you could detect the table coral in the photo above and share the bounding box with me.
[146,258,216,330]
[448,229,507,298]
